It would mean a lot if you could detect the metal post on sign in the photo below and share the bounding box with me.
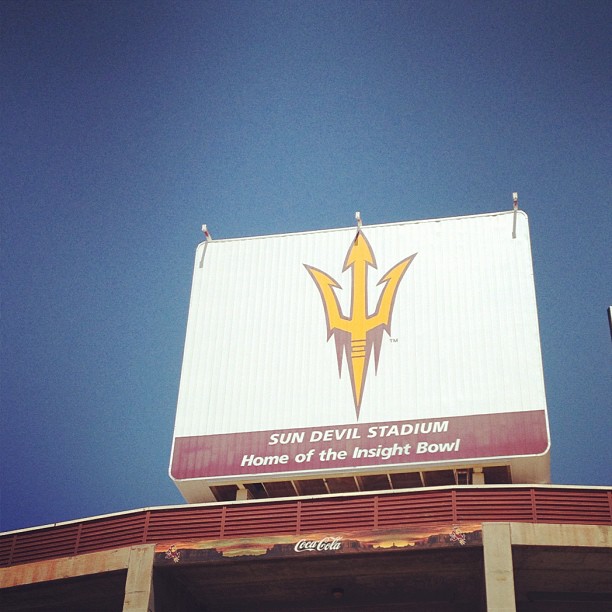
[355,211,362,230]
[199,225,213,268]
[201,224,213,242]
[512,192,519,239]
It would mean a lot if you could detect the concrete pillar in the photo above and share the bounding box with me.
[473,467,485,485]
[123,545,156,612]
[482,522,516,612]
[236,487,251,501]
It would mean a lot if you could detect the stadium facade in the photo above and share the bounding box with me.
[2,212,610,611]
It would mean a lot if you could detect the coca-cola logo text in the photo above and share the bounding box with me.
[294,536,342,553]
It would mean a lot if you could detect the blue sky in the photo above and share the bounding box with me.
[1,0,610,532]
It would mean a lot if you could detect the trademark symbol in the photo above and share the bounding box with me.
[390,338,398,343]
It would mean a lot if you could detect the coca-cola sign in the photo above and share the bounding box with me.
[294,536,342,553]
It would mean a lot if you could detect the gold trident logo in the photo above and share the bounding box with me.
[304,230,416,418]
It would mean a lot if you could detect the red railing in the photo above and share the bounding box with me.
[1,485,610,567]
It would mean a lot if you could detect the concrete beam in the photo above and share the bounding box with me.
[482,523,516,612]
[0,546,132,588]
[509,522,612,548]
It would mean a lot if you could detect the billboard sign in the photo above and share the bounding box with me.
[170,211,550,499]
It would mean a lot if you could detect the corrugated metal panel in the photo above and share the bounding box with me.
[77,514,146,554]
[0,536,13,566]
[377,491,455,526]
[146,507,224,540]
[171,212,550,501]
[299,497,376,532]
[222,502,298,537]
[2,486,610,567]
[9,524,79,565]
[456,489,534,522]
[534,489,612,524]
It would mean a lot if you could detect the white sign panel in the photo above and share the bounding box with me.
[170,211,549,491]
